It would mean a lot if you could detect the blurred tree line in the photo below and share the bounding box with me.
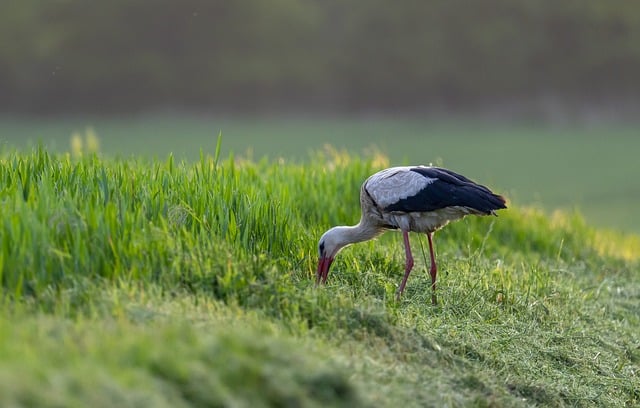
[1,0,639,114]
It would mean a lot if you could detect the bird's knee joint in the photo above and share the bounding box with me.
[406,258,414,270]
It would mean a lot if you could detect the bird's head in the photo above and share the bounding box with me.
[316,227,350,284]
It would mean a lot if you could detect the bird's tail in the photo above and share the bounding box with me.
[488,193,507,216]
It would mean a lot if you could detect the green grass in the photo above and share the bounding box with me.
[1,144,639,407]
[1,114,639,233]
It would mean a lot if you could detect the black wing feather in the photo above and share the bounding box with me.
[385,166,506,214]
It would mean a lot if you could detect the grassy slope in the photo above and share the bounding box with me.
[0,147,638,407]
[1,115,639,233]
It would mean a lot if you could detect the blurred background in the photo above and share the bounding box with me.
[1,0,639,232]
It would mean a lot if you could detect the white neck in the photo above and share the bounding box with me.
[331,221,384,248]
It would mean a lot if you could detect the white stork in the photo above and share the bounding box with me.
[316,165,507,304]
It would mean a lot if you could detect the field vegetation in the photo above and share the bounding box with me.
[2,115,639,233]
[2,1,638,404]
[1,138,638,406]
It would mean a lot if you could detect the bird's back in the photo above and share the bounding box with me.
[361,166,506,232]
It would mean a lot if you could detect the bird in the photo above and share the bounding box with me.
[316,165,507,305]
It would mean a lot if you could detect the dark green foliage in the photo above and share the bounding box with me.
[1,1,639,113]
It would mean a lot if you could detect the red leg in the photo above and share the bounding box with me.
[396,230,414,299]
[427,232,438,305]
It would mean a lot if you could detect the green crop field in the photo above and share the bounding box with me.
[1,115,638,233]
[0,138,638,406]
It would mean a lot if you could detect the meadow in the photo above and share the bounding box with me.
[1,114,639,233]
[0,132,638,406]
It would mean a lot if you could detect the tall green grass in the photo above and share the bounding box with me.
[3,114,640,233]
[1,144,638,406]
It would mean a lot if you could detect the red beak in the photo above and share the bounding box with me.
[316,257,334,284]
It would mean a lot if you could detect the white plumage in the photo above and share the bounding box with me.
[365,166,437,208]
[316,165,507,304]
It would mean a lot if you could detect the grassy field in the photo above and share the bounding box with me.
[0,144,638,406]
[1,114,639,233]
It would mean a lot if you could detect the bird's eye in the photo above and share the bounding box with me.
[319,242,325,256]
